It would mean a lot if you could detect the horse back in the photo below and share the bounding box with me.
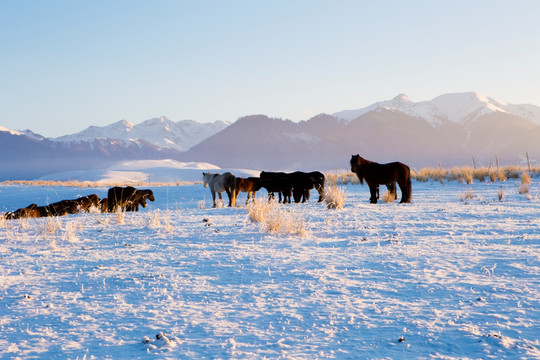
[236,177,261,192]
[365,161,409,185]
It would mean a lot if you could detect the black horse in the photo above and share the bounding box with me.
[260,171,325,203]
[259,172,293,203]
[107,186,155,212]
[288,171,325,203]
[350,154,411,204]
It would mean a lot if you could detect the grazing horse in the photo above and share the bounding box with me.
[107,187,155,212]
[99,198,109,213]
[203,172,237,207]
[57,194,100,214]
[125,190,153,211]
[259,171,293,203]
[289,171,325,203]
[350,154,412,204]
[260,171,325,203]
[4,204,41,220]
[3,194,101,219]
[235,177,262,204]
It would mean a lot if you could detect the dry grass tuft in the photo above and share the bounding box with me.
[519,171,532,195]
[324,185,346,209]
[497,187,505,201]
[460,189,475,202]
[116,209,125,225]
[414,167,447,183]
[521,171,532,185]
[146,210,173,232]
[246,200,309,237]
[383,190,397,203]
[64,221,82,242]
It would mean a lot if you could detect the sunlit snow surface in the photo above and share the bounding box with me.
[0,180,539,359]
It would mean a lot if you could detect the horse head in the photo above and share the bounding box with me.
[350,154,362,173]
[141,189,155,202]
[350,154,367,184]
[202,172,211,187]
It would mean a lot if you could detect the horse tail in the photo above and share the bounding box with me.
[405,166,412,202]
[229,174,237,207]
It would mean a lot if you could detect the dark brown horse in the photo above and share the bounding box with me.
[235,177,262,205]
[3,194,101,219]
[107,187,155,212]
[51,194,100,214]
[259,172,293,203]
[350,154,411,204]
[3,203,41,220]
[261,171,325,203]
[288,171,325,203]
[99,198,109,213]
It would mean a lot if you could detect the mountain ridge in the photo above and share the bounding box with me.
[1,92,539,180]
[53,117,230,152]
[333,92,540,126]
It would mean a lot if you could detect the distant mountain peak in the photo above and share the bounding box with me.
[392,93,413,104]
[142,116,173,125]
[0,126,23,136]
[51,117,229,152]
[334,91,540,126]
[114,119,135,129]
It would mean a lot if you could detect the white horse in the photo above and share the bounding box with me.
[203,172,237,207]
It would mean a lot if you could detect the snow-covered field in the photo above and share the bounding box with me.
[0,179,539,359]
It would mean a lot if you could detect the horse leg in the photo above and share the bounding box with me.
[398,177,412,203]
[315,188,321,202]
[212,191,217,207]
[397,180,407,203]
[284,189,292,204]
[226,189,234,207]
[369,185,378,204]
[231,186,237,206]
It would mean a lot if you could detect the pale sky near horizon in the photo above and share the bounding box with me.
[2,0,540,137]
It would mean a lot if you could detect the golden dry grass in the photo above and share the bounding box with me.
[246,200,310,237]
[324,185,346,209]
[1,164,537,188]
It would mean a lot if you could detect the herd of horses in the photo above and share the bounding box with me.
[203,170,326,208]
[3,155,412,219]
[3,186,155,220]
[203,155,412,208]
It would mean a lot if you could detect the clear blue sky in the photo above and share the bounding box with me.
[2,0,540,137]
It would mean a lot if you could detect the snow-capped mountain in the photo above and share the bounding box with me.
[334,92,540,126]
[1,92,539,180]
[183,93,540,170]
[54,117,230,151]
